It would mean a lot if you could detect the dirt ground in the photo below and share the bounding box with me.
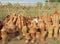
[0,37,60,44]
[0,38,60,44]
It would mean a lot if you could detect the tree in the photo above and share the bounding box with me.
[58,0,60,2]
[46,0,60,2]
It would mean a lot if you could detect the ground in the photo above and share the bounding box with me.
[0,37,60,44]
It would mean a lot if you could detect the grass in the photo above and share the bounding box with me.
[0,9,60,20]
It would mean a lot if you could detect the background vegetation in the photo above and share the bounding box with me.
[0,2,60,20]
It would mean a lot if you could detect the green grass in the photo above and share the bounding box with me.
[0,6,60,20]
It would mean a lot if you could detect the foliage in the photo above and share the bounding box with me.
[46,0,60,2]
[0,2,60,20]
